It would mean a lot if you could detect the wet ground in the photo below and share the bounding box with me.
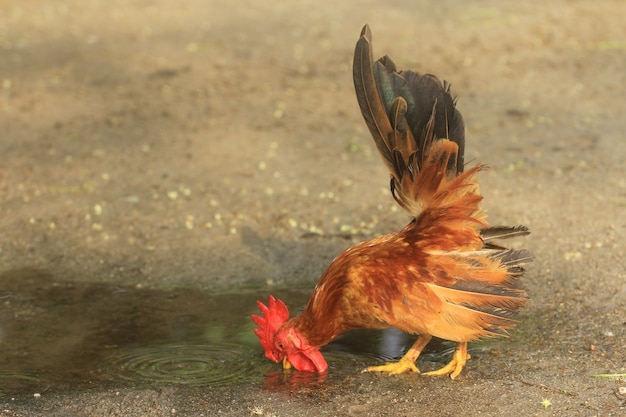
[0,268,472,394]
[1,0,625,416]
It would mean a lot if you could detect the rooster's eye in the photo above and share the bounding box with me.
[277,341,284,349]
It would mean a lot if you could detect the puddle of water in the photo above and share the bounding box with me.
[0,268,496,397]
[0,268,284,396]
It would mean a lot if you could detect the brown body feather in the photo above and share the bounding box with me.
[289,142,528,347]
[267,26,533,377]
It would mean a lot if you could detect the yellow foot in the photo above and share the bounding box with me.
[422,342,469,380]
[363,334,432,375]
[363,358,420,375]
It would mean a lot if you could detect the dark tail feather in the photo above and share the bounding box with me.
[481,225,531,242]
[353,25,396,176]
[376,60,466,173]
[492,248,534,267]
[353,24,465,178]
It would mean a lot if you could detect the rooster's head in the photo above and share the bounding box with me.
[251,295,328,373]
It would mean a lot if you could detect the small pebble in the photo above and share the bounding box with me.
[123,195,140,203]
[564,251,582,261]
[92,149,105,158]
[308,225,323,235]
[33,393,41,398]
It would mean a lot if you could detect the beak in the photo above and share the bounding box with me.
[284,349,328,373]
[282,356,292,370]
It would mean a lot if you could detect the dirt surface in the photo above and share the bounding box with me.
[1,0,625,416]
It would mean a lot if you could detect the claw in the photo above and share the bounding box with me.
[364,358,420,375]
[363,333,432,375]
[422,342,469,379]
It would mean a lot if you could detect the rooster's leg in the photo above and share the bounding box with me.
[422,341,469,379]
[364,334,432,374]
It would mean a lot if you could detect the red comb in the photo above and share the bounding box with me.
[251,295,290,362]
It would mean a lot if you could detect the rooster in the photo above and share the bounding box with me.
[251,25,533,379]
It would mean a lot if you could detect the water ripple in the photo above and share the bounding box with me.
[104,344,262,387]
[0,370,41,394]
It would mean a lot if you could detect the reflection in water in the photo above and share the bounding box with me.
[327,328,456,363]
[0,268,492,397]
[262,369,328,391]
